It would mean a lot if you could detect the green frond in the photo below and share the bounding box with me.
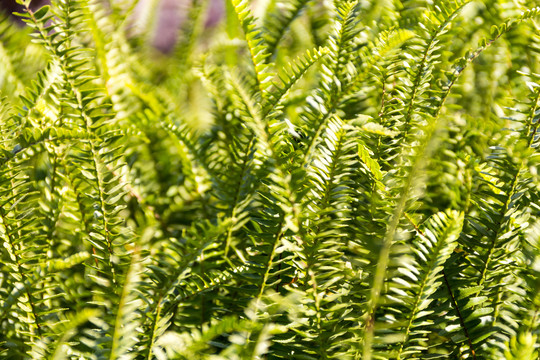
[263,0,315,57]
[173,0,209,71]
[295,114,358,357]
[264,46,328,117]
[357,141,384,191]
[48,308,101,360]
[297,0,361,169]
[109,250,143,360]
[230,0,274,98]
[395,210,464,359]
[343,28,415,101]
[504,333,539,360]
[397,0,471,138]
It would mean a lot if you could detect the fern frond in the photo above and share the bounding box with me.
[504,333,539,360]
[298,0,361,169]
[109,249,143,360]
[264,46,328,117]
[296,114,358,357]
[397,0,471,138]
[263,0,315,57]
[395,210,464,359]
[230,0,274,98]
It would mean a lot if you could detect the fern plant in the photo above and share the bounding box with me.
[0,0,539,359]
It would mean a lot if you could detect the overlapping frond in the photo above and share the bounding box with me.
[230,0,274,98]
[263,0,315,57]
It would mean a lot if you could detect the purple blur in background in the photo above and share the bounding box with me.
[0,0,224,53]
[0,0,50,23]
[148,0,224,53]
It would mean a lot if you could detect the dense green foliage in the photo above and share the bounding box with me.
[0,0,539,358]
